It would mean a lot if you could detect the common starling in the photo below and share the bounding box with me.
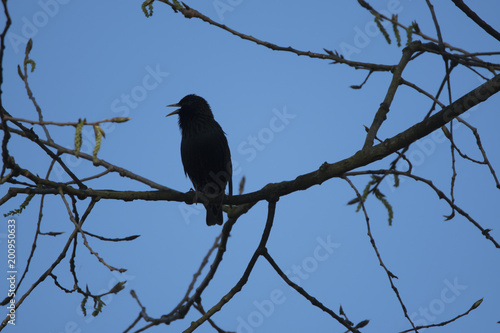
[167,94,232,226]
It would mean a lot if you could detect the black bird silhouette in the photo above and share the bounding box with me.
[167,94,232,226]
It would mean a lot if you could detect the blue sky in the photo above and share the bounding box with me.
[1,1,500,332]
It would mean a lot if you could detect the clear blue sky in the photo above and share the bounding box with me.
[1,1,500,332]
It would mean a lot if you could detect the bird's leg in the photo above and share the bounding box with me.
[187,188,199,204]
[219,191,226,208]
[193,189,199,204]
[193,188,209,206]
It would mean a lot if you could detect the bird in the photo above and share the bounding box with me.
[166,94,232,226]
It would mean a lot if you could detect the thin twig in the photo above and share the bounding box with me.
[123,314,143,333]
[357,0,472,55]
[2,108,87,189]
[343,175,417,331]
[0,122,172,191]
[174,232,222,309]
[19,43,52,142]
[363,42,422,149]
[448,121,457,220]
[193,301,233,333]
[184,199,278,332]
[425,0,444,49]
[58,188,126,272]
[125,202,256,330]
[263,250,361,333]
[158,0,393,72]
[399,298,483,333]
[3,115,130,127]
[400,78,445,108]
[65,169,111,185]
[0,0,12,179]
[14,156,58,296]
[83,230,139,242]
[48,273,75,293]
[455,117,500,188]
[345,170,500,248]
[0,197,98,329]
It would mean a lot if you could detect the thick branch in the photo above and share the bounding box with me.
[451,0,500,42]
[6,72,499,207]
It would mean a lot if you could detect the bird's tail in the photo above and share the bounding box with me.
[205,203,223,226]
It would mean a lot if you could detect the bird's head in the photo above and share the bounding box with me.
[166,94,214,119]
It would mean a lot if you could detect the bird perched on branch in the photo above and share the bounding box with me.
[167,94,232,226]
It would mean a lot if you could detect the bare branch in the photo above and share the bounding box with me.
[346,170,500,248]
[263,250,362,333]
[58,188,126,272]
[157,0,392,72]
[451,0,500,42]
[14,157,58,298]
[1,108,87,189]
[126,202,256,330]
[363,42,421,148]
[400,78,445,108]
[5,72,499,209]
[455,117,500,188]
[0,0,12,178]
[0,122,172,191]
[399,298,483,333]
[343,176,416,331]
[184,199,277,332]
[0,197,98,329]
[174,233,222,310]
[3,115,130,127]
[18,41,52,142]
[425,0,445,48]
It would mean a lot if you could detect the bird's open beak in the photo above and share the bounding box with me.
[166,103,180,117]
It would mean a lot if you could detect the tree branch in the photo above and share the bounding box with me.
[451,0,500,42]
[126,202,256,331]
[345,170,499,248]
[363,42,421,148]
[5,72,498,209]
[0,122,172,191]
[343,176,416,330]
[183,199,277,332]
[263,250,362,333]
[0,197,98,329]
[158,0,393,71]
